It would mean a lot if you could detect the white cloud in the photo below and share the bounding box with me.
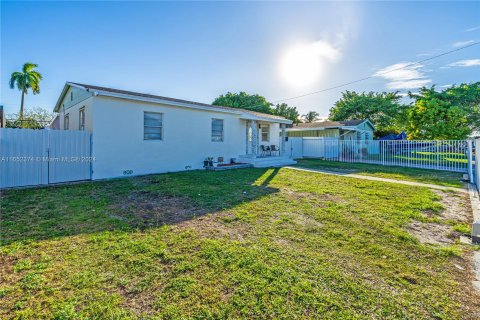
[447,59,480,67]
[373,62,431,90]
[385,79,432,90]
[465,26,480,32]
[452,40,476,47]
[311,39,343,61]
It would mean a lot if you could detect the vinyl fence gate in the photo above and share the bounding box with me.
[0,128,92,188]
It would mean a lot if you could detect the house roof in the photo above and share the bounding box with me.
[288,119,374,130]
[54,82,292,124]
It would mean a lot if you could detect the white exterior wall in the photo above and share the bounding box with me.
[91,96,279,179]
[59,97,94,132]
[258,122,280,148]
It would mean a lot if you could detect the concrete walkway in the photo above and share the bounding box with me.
[285,166,468,194]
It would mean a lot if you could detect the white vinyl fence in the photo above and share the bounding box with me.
[0,128,92,188]
[287,137,470,173]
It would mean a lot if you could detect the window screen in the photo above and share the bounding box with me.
[64,114,69,130]
[79,107,85,131]
[144,112,163,140]
[212,119,224,142]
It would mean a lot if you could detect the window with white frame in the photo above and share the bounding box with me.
[260,124,270,142]
[212,119,224,142]
[144,112,163,140]
[79,107,85,131]
[64,114,69,130]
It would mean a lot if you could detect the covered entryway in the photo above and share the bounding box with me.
[238,119,296,167]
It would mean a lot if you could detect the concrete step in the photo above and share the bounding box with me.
[253,160,297,168]
[237,156,297,168]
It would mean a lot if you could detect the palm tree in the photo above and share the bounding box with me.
[9,63,43,118]
[302,111,320,123]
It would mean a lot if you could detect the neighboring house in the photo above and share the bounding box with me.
[286,119,378,159]
[49,115,60,129]
[287,119,375,141]
[53,82,295,180]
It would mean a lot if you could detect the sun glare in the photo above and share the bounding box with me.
[280,40,341,87]
[280,44,321,87]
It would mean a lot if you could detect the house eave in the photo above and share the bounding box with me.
[53,82,92,112]
[53,84,70,112]
[55,82,292,124]
[239,114,292,124]
[93,90,248,116]
[287,127,330,132]
[99,90,292,124]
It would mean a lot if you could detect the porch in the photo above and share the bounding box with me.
[238,119,296,168]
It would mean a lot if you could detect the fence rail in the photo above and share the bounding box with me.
[288,138,470,173]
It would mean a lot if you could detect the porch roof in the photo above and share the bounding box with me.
[238,111,292,124]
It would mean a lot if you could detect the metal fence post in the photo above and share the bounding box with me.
[381,141,384,166]
[468,140,473,182]
[473,139,480,244]
[475,139,480,189]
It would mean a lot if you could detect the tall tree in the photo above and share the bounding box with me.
[212,92,272,114]
[9,63,43,118]
[407,96,470,140]
[302,111,320,123]
[407,83,480,139]
[273,103,300,124]
[329,91,406,136]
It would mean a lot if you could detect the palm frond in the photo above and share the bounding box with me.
[10,62,42,95]
[32,70,43,80]
[22,62,38,73]
[9,72,23,89]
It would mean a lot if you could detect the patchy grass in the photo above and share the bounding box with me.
[295,159,465,188]
[453,223,471,235]
[1,168,478,319]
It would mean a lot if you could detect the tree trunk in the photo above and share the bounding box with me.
[20,91,25,119]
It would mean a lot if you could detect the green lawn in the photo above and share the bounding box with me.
[1,168,478,319]
[295,159,465,188]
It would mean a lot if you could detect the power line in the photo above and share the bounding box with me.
[3,41,478,116]
[272,41,480,104]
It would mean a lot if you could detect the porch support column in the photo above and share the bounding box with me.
[280,123,286,156]
[251,120,258,156]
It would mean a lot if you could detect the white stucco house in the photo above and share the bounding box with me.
[53,82,295,180]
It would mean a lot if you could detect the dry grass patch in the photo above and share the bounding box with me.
[110,190,206,228]
[408,189,472,246]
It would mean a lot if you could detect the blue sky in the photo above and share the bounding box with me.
[1,1,479,117]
